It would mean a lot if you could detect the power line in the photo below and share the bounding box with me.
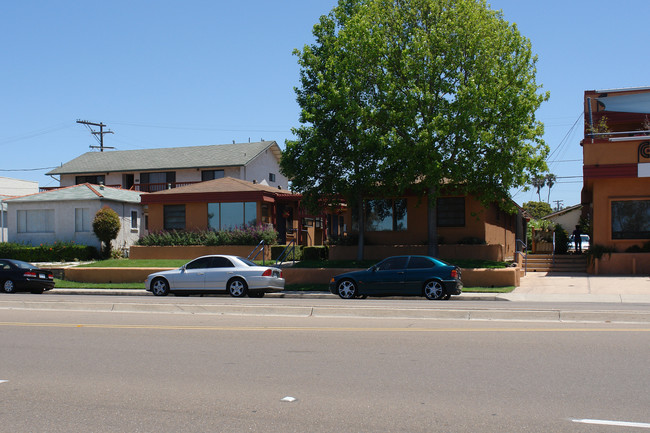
[0,166,58,172]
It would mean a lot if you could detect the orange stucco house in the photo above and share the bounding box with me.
[582,87,650,274]
[140,177,523,262]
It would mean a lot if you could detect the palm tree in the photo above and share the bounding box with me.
[545,174,556,203]
[532,177,545,202]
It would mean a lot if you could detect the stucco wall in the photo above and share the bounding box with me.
[329,244,505,261]
[590,253,650,275]
[244,147,289,189]
[129,245,271,261]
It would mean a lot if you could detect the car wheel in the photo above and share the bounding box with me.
[337,279,357,299]
[2,280,16,293]
[424,280,445,300]
[151,278,170,296]
[228,278,248,297]
[248,291,265,298]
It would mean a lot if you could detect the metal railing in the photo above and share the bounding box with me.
[275,240,297,266]
[247,240,266,265]
[515,238,528,276]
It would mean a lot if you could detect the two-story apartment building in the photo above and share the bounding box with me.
[46,141,288,192]
[582,87,650,274]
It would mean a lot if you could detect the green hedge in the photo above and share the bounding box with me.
[136,226,278,246]
[271,245,303,261]
[0,242,98,262]
[302,246,328,261]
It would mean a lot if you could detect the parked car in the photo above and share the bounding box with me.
[0,259,55,294]
[145,255,284,297]
[567,234,590,252]
[329,255,462,300]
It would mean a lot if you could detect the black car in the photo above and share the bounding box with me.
[0,259,55,294]
[329,255,462,300]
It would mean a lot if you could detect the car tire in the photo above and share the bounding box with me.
[228,278,248,297]
[2,280,16,293]
[247,291,265,298]
[337,279,357,299]
[151,278,170,296]
[424,280,445,300]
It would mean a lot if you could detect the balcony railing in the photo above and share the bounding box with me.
[39,181,201,193]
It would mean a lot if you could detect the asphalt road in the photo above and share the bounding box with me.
[1,307,650,432]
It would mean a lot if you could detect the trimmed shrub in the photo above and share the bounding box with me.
[271,244,302,261]
[302,246,328,261]
[554,224,569,255]
[0,242,98,262]
[136,225,279,247]
[93,207,121,258]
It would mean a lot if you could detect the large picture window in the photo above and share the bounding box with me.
[17,209,55,233]
[437,197,465,227]
[207,202,257,231]
[201,170,225,181]
[76,175,105,185]
[163,205,185,230]
[364,199,407,232]
[611,199,650,239]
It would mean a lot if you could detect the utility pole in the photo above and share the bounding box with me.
[553,200,564,211]
[76,120,114,152]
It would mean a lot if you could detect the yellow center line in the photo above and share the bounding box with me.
[1,322,650,332]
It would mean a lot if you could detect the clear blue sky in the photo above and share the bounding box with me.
[2,0,649,209]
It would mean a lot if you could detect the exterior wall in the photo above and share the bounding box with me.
[7,200,144,251]
[0,177,39,243]
[545,208,581,234]
[590,253,650,275]
[129,245,270,261]
[590,177,650,251]
[244,148,289,189]
[329,244,505,261]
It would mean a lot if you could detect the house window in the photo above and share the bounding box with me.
[207,202,257,230]
[141,172,176,192]
[201,170,225,181]
[437,197,465,227]
[611,199,650,239]
[163,205,185,230]
[130,210,139,230]
[1,210,7,229]
[269,173,276,182]
[364,199,407,232]
[75,208,91,232]
[76,175,105,185]
[17,209,55,233]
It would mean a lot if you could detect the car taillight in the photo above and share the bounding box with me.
[450,269,458,279]
[262,269,272,276]
[24,271,37,278]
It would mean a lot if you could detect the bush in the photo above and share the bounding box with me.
[625,241,650,253]
[327,234,358,246]
[93,207,121,258]
[554,224,569,255]
[271,244,302,261]
[0,242,98,262]
[136,225,279,247]
[302,246,328,261]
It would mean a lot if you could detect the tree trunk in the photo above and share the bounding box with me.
[356,193,365,261]
[427,187,439,257]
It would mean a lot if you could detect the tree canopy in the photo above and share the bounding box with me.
[282,0,549,258]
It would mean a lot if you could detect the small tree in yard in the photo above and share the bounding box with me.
[93,207,120,258]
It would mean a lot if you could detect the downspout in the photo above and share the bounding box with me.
[0,199,4,242]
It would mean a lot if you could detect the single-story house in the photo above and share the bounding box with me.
[541,204,582,234]
[46,141,288,192]
[4,183,145,252]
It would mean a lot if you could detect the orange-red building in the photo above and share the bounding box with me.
[582,87,650,273]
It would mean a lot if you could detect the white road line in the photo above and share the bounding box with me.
[0,380,7,384]
[572,419,650,429]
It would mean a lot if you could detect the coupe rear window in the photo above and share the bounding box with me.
[407,257,436,269]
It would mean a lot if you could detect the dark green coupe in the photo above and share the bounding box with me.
[329,255,462,300]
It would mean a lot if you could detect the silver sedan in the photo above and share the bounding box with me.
[145,255,284,298]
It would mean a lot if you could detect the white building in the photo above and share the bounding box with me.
[0,176,39,242]
[46,141,288,192]
[4,184,145,252]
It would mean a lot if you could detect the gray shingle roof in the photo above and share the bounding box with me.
[5,184,143,204]
[47,141,281,175]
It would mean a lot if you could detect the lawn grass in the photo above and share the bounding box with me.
[54,279,514,293]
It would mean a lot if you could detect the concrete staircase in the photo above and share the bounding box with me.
[524,254,588,273]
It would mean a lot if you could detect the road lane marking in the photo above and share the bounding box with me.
[0,321,650,332]
[0,380,7,384]
[572,419,650,429]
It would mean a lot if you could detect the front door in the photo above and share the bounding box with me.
[361,256,408,295]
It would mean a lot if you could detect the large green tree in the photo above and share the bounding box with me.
[283,0,549,258]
